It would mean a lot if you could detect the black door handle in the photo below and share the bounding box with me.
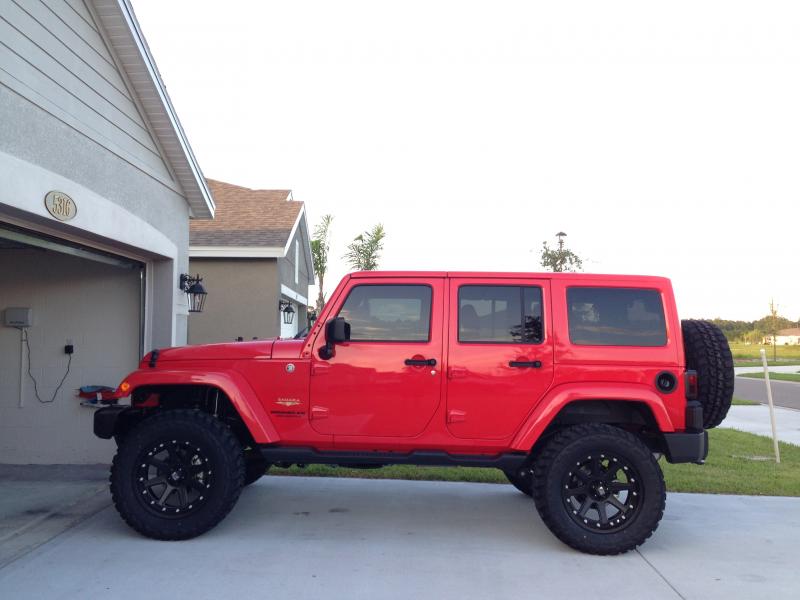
[405,358,437,367]
[509,360,542,368]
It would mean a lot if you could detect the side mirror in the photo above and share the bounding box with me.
[319,317,350,359]
[327,317,351,343]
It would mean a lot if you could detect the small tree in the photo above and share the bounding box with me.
[311,215,333,312]
[768,299,779,361]
[744,329,762,345]
[540,232,583,272]
[344,224,385,271]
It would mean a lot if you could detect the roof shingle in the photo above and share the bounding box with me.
[777,328,800,336]
[190,179,303,247]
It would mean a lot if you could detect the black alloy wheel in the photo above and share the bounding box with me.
[134,439,213,516]
[562,452,642,532]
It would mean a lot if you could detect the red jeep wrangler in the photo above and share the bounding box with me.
[96,271,733,554]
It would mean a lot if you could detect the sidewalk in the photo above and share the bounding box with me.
[734,365,800,375]
[721,405,800,446]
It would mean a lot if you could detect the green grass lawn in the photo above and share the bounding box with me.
[734,359,800,367]
[732,396,759,406]
[267,429,798,497]
[661,429,798,496]
[739,372,800,383]
[729,343,800,362]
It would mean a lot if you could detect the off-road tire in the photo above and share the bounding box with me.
[681,319,734,429]
[110,409,245,540]
[503,466,533,496]
[531,424,666,555]
[243,450,270,486]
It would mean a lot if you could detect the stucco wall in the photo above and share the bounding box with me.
[0,249,140,463]
[0,0,173,182]
[0,85,191,348]
[187,258,280,344]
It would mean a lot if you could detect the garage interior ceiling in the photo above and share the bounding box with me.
[0,225,143,270]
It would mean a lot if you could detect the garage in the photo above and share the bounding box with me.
[0,225,144,463]
[0,0,214,464]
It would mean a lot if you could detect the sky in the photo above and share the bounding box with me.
[132,0,800,322]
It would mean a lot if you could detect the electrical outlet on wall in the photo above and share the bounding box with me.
[65,339,74,355]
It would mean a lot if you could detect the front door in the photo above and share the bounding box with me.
[446,278,554,439]
[310,278,443,437]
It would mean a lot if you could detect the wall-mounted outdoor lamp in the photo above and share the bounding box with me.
[279,300,295,325]
[308,309,317,325]
[179,273,208,313]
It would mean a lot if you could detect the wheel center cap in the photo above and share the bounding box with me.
[591,480,610,499]
[171,470,183,482]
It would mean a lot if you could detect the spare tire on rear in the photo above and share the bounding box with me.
[681,319,734,429]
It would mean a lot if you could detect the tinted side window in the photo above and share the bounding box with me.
[567,287,666,347]
[459,286,543,344]
[338,285,432,342]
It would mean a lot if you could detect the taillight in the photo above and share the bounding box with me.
[685,370,698,399]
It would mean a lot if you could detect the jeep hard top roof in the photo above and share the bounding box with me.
[348,271,671,285]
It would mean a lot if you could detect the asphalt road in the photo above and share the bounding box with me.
[734,376,800,410]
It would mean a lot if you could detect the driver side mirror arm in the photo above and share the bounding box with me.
[319,317,351,360]
[319,340,335,360]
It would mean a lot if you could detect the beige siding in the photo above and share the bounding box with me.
[278,219,312,298]
[0,0,172,181]
[0,248,140,463]
[188,258,280,344]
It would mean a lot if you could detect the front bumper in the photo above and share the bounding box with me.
[662,429,708,464]
[94,405,130,439]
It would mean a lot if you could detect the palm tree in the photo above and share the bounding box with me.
[344,224,385,271]
[311,214,333,311]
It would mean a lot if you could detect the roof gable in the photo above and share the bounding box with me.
[91,0,214,218]
[190,179,303,248]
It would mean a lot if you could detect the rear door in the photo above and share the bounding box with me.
[445,278,554,439]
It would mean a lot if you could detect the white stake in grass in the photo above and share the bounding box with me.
[760,348,780,464]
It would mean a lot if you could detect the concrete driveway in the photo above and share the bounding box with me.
[1,476,798,599]
[722,405,800,445]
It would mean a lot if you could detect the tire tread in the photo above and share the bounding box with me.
[682,319,734,428]
[531,423,666,555]
[110,409,245,540]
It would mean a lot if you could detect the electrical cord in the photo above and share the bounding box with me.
[19,328,72,404]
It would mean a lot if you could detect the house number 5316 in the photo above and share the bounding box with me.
[44,191,77,221]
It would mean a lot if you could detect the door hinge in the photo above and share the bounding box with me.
[447,366,467,379]
[311,405,329,420]
[311,364,330,376]
[447,409,467,424]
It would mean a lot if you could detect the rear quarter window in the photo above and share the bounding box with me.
[567,287,667,347]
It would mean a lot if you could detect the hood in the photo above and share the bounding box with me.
[144,340,276,364]
[271,338,307,359]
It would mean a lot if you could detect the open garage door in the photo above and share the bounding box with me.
[0,224,144,463]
